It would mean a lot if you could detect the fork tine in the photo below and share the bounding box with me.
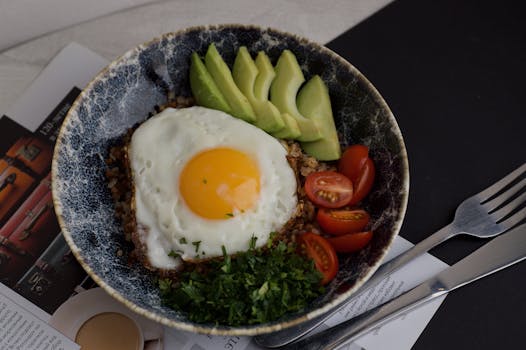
[498,206,526,230]
[483,178,526,211]
[477,163,526,202]
[489,190,526,222]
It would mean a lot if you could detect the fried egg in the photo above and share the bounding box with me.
[128,106,298,269]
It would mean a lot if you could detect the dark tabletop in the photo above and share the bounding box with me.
[326,0,526,348]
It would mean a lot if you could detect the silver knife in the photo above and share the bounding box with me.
[274,223,526,350]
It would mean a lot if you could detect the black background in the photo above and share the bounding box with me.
[326,0,526,349]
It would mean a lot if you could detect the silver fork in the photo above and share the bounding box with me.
[255,162,526,348]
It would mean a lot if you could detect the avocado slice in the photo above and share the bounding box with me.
[253,51,275,100]
[297,75,341,160]
[270,50,322,142]
[204,43,256,123]
[272,113,301,139]
[189,52,232,113]
[232,47,285,133]
[255,51,306,137]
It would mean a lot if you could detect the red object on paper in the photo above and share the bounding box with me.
[6,191,59,256]
[0,172,60,286]
[1,173,51,234]
[5,135,52,176]
[0,158,37,224]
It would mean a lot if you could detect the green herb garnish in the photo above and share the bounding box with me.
[167,250,180,258]
[225,213,234,218]
[267,231,278,248]
[249,235,257,250]
[203,178,207,184]
[158,241,324,326]
[179,237,187,244]
[158,278,172,292]
[192,241,201,253]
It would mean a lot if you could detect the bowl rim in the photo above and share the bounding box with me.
[51,23,409,336]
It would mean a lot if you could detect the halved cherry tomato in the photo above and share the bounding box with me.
[297,232,339,285]
[304,171,353,208]
[338,145,369,181]
[349,158,375,205]
[327,231,373,253]
[338,145,375,205]
[317,208,370,236]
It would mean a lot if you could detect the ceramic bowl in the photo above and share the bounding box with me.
[52,24,409,336]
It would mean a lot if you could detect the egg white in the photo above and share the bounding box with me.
[128,106,298,269]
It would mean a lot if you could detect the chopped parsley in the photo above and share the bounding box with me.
[158,241,324,326]
[225,213,234,218]
[192,241,201,253]
[167,250,180,258]
[179,237,187,244]
[202,178,207,184]
[267,231,278,248]
[249,235,257,250]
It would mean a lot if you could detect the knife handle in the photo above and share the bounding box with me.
[281,279,447,350]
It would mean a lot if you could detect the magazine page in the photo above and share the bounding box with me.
[0,42,108,315]
[0,42,449,350]
[0,282,79,350]
[0,42,105,349]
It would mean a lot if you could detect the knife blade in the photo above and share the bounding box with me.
[277,223,526,350]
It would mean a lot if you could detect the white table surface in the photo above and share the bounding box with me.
[0,0,393,116]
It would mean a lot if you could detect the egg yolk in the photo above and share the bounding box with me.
[179,148,261,219]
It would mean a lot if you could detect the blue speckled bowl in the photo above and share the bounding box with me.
[52,24,409,336]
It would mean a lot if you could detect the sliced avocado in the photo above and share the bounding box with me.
[189,52,231,113]
[204,43,256,123]
[253,51,275,100]
[297,75,341,160]
[272,113,301,139]
[232,47,258,97]
[232,47,285,133]
[255,51,305,137]
[270,50,322,142]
